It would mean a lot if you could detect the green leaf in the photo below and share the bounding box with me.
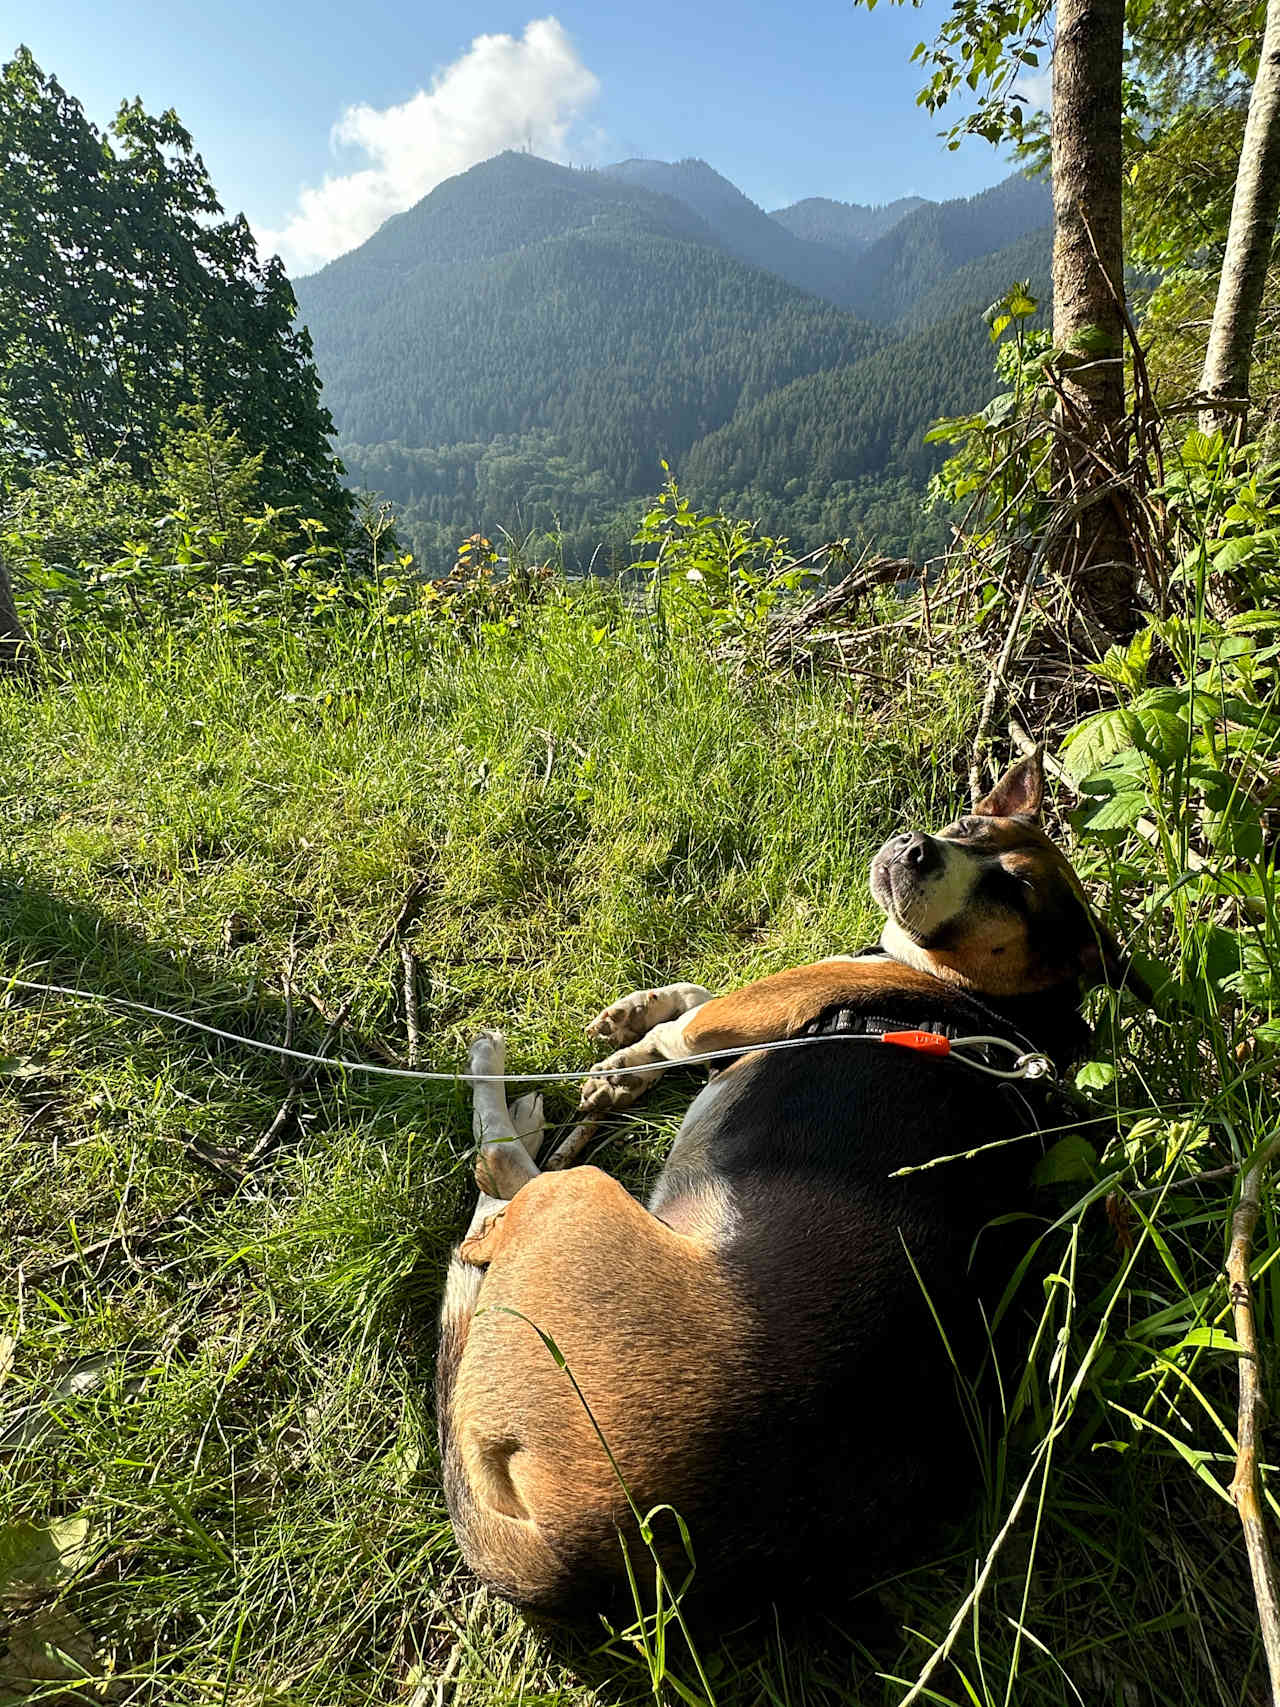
[1061,707,1140,780]
[1078,789,1148,831]
[0,1518,93,1601]
[1203,807,1263,860]
[0,1057,40,1078]
[1075,1061,1115,1091]
[1033,1135,1099,1185]
[1169,1327,1251,1357]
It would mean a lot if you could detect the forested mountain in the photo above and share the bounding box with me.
[293,151,1052,569]
[841,175,1052,322]
[295,158,877,457]
[683,308,1003,557]
[602,158,856,303]
[894,225,1052,332]
[770,194,928,253]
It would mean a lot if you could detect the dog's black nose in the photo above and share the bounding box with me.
[902,832,937,873]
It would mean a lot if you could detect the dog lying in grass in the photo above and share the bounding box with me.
[437,752,1147,1612]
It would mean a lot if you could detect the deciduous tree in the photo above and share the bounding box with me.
[858,0,1138,636]
[1050,0,1134,638]
[1199,0,1280,440]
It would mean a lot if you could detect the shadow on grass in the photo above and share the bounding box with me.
[0,856,477,1287]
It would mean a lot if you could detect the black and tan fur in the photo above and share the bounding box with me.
[437,754,1148,1611]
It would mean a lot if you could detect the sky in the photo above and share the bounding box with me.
[7,1,1032,276]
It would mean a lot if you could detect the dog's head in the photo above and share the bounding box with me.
[870,751,1150,1001]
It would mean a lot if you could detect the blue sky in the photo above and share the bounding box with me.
[8,2,1024,274]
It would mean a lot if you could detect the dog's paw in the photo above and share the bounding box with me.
[587,991,662,1048]
[576,1056,660,1116]
[576,1071,627,1116]
[467,1029,505,1081]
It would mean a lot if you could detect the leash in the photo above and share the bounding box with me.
[4,976,1057,1087]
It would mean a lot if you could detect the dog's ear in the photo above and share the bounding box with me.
[975,748,1045,820]
[1080,915,1156,1005]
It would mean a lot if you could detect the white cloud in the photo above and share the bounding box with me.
[260,17,600,275]
[1013,67,1052,112]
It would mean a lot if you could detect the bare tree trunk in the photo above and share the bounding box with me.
[0,544,34,682]
[1051,0,1135,640]
[1200,0,1280,443]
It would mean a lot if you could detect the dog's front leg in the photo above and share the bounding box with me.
[547,991,712,1169]
[586,982,713,1048]
[547,958,911,1169]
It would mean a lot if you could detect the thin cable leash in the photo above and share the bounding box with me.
[4,976,1057,1085]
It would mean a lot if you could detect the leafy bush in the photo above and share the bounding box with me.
[630,468,820,646]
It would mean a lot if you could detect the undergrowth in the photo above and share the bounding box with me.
[0,523,1276,1704]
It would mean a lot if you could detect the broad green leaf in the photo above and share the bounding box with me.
[1060,707,1140,780]
[1075,1061,1116,1091]
[0,1517,92,1601]
[1032,1135,1099,1185]
[1078,789,1148,831]
[1169,1327,1251,1356]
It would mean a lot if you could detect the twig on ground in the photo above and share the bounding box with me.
[282,918,300,1060]
[1226,1132,1280,1703]
[402,942,422,1068]
[248,875,433,1167]
[545,1115,599,1171]
[300,991,406,1065]
[763,553,915,671]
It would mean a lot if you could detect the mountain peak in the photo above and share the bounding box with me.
[770,194,931,253]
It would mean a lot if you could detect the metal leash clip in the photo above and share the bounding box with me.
[1011,1050,1055,1081]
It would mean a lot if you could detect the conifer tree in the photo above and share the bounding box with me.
[0,49,351,536]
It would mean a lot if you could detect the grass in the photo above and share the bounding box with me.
[0,577,1275,1705]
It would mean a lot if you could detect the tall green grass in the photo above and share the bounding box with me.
[0,578,1274,1704]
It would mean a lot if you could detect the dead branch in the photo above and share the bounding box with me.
[971,550,1036,802]
[1227,1131,1280,1703]
[401,942,422,1068]
[763,554,918,671]
[248,875,433,1166]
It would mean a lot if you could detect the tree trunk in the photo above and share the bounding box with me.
[1199,0,1280,442]
[0,544,34,682]
[1051,0,1135,641]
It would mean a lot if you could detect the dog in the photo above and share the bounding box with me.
[436,751,1147,1612]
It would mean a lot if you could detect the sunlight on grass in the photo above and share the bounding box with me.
[0,581,1272,1704]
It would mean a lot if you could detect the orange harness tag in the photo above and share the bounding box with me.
[880,1029,952,1056]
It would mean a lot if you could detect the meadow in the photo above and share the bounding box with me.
[0,561,1276,1705]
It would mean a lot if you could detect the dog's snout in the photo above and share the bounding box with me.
[902,832,938,874]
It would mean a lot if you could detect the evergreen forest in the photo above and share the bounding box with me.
[294,152,1053,569]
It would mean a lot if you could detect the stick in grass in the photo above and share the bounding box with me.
[1227,1131,1280,1704]
[401,942,421,1069]
[248,875,433,1166]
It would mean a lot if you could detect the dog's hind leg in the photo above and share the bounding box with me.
[443,1037,547,1375]
[466,1030,543,1210]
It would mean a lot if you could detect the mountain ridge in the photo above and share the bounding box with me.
[602,156,858,304]
[769,194,929,253]
[291,150,1053,570]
